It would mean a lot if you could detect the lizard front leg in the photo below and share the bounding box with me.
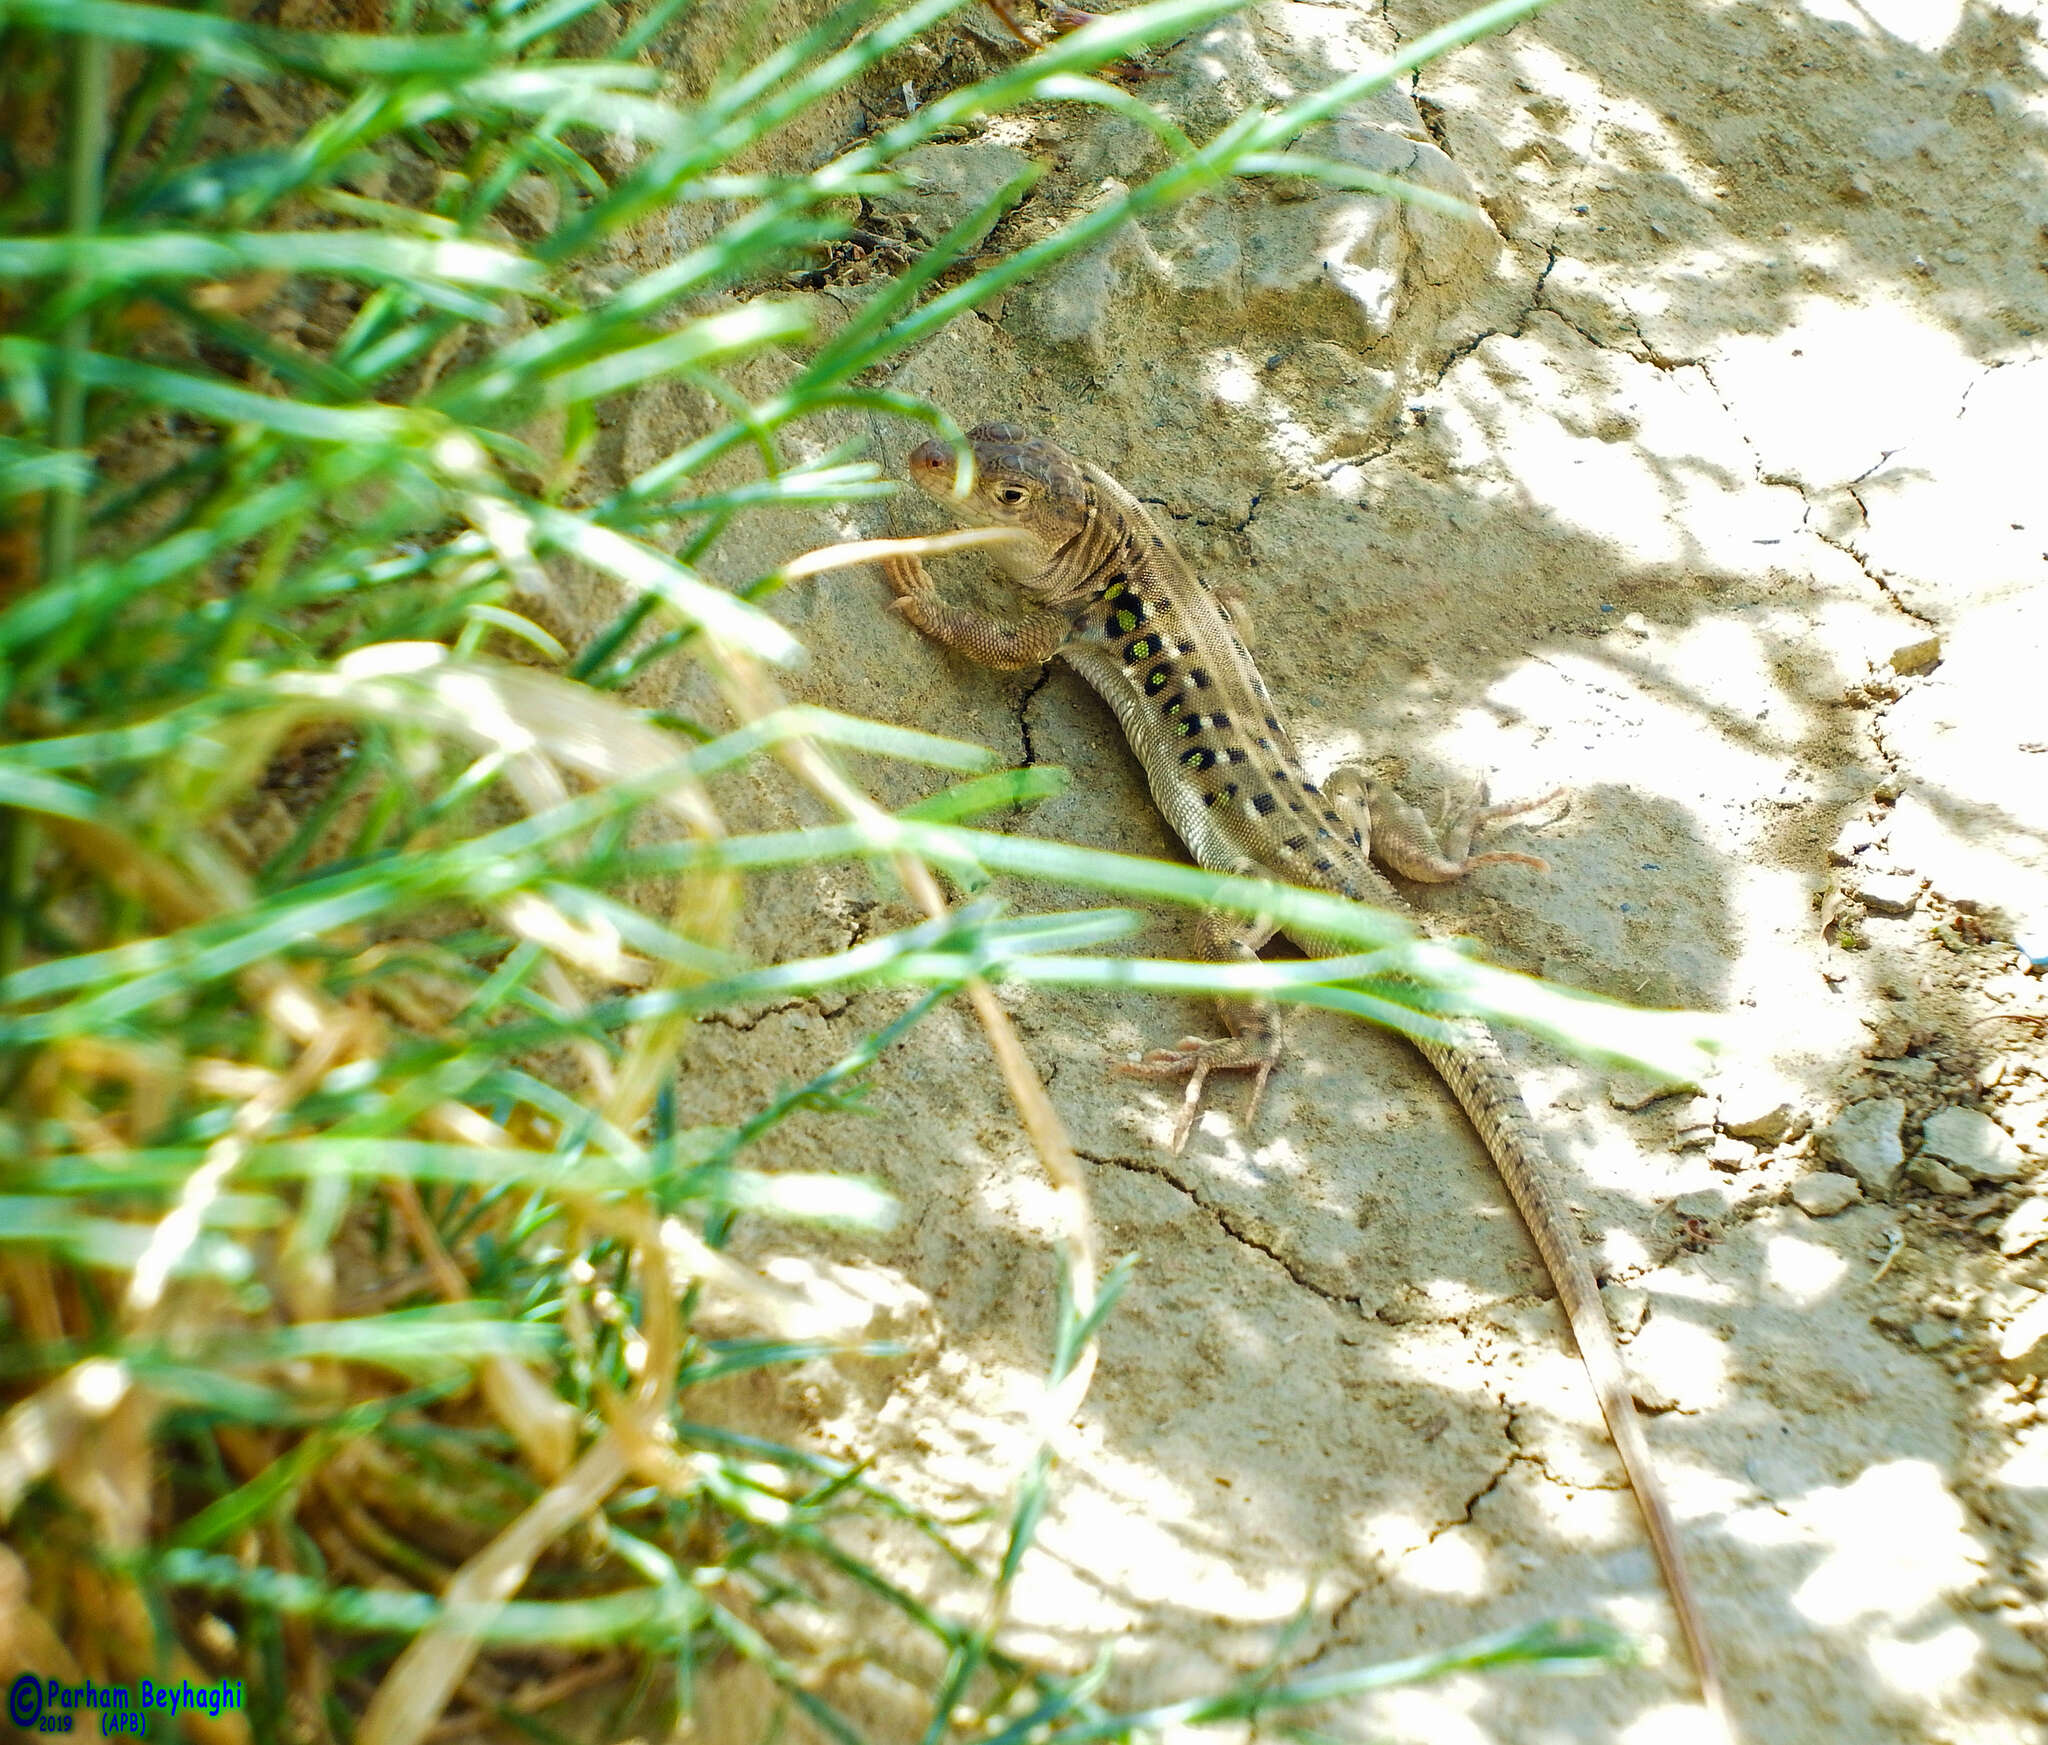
[883,554,1069,670]
[1117,901,1282,1152]
[1325,766,1565,883]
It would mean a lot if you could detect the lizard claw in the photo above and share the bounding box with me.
[1168,1058,1210,1153]
[1116,1036,1277,1152]
[881,554,928,597]
[1239,1054,1275,1134]
[1124,1036,1214,1069]
[1469,783,1569,833]
[1450,785,1570,875]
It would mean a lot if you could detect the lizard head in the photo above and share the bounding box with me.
[905,423,1091,558]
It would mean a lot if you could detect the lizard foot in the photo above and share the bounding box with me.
[1443,783,1570,875]
[1117,1036,1277,1154]
[1337,767,1570,883]
[882,553,931,600]
[883,553,943,638]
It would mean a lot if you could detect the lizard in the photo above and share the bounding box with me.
[880,422,1726,1725]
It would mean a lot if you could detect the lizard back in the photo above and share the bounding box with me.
[1050,464,1402,906]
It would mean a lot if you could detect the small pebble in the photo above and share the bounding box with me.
[1922,1107,2028,1183]
[1890,635,1942,675]
[1818,1098,1906,1196]
[1791,1172,1861,1217]
[1829,819,1880,865]
[1709,1134,1759,1171]
[1629,1375,1680,1414]
[1724,1099,1805,1144]
[1855,871,1921,916]
[2000,1296,2048,1378]
[1675,1094,1719,1147]
[1906,1156,1972,1196]
[1608,1073,1695,1112]
[2001,1198,2048,1257]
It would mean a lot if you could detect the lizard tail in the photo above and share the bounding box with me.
[1419,1022,1731,1735]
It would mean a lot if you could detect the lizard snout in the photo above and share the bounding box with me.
[905,439,953,493]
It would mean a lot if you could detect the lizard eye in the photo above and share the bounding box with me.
[994,484,1028,506]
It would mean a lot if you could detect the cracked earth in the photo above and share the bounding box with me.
[593,0,2048,1739]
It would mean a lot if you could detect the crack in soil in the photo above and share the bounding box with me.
[1447,1404,1524,1530]
[1430,245,1560,387]
[1016,665,1054,767]
[1079,1144,1360,1307]
[1779,464,1937,637]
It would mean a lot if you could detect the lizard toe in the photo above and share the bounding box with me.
[1116,1037,1278,1151]
[1116,1037,1222,1078]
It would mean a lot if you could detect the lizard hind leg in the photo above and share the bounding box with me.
[1116,905,1281,1153]
[1330,764,1567,885]
[1121,1028,1280,1154]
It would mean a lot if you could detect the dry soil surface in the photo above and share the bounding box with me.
[610,2,2048,1740]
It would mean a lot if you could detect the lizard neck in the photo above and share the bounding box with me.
[1023,466,1188,609]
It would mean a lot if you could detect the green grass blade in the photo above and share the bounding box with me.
[0,765,101,821]
[537,302,812,408]
[686,704,998,776]
[0,436,93,498]
[897,765,1071,822]
[0,337,415,443]
[798,162,1044,389]
[0,231,542,294]
[1233,151,1487,220]
[0,0,504,79]
[528,508,806,665]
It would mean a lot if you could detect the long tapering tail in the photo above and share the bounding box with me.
[1419,1021,1728,1729]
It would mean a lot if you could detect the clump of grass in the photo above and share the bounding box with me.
[0,0,1653,1736]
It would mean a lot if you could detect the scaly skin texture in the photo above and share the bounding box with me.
[885,423,1727,1726]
